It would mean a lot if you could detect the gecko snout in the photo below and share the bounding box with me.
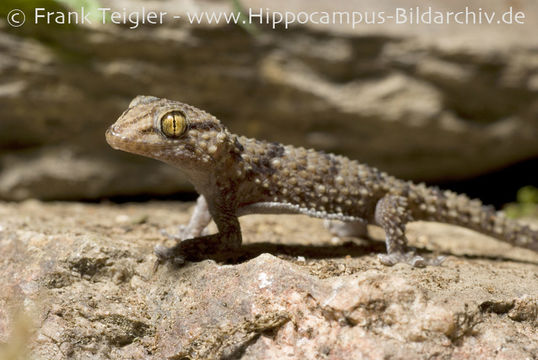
[105,126,123,149]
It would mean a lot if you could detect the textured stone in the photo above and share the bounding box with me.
[0,201,536,359]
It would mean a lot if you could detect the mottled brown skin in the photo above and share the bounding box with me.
[106,96,538,267]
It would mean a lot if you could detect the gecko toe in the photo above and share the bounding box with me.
[430,255,447,266]
[409,255,427,268]
[154,244,186,266]
[377,253,400,266]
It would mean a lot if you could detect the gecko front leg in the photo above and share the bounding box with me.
[155,204,242,265]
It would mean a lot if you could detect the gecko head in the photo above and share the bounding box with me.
[106,96,234,172]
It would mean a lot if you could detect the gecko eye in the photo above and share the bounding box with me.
[160,111,187,138]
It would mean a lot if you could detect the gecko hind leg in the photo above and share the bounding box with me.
[155,199,242,267]
[324,219,369,238]
[375,195,445,267]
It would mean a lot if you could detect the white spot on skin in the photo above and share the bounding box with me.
[216,132,226,142]
[189,129,199,137]
[258,272,272,289]
[208,145,217,154]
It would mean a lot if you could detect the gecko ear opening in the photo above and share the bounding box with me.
[160,111,188,138]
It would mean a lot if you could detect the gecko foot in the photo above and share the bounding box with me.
[378,251,446,268]
[154,244,186,266]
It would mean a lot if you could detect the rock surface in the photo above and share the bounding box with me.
[0,200,536,359]
[0,0,537,200]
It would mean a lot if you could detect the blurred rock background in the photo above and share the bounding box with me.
[1,2,537,359]
[0,0,536,203]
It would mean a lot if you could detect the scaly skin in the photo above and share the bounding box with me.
[106,96,537,267]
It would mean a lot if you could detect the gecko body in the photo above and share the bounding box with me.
[106,96,537,267]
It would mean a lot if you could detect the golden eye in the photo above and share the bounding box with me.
[161,111,187,138]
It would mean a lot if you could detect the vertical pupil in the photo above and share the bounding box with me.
[163,113,184,137]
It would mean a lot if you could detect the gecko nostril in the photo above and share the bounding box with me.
[106,125,122,138]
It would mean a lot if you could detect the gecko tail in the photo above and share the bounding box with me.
[407,183,538,252]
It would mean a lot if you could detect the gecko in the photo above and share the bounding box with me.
[105,96,538,267]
